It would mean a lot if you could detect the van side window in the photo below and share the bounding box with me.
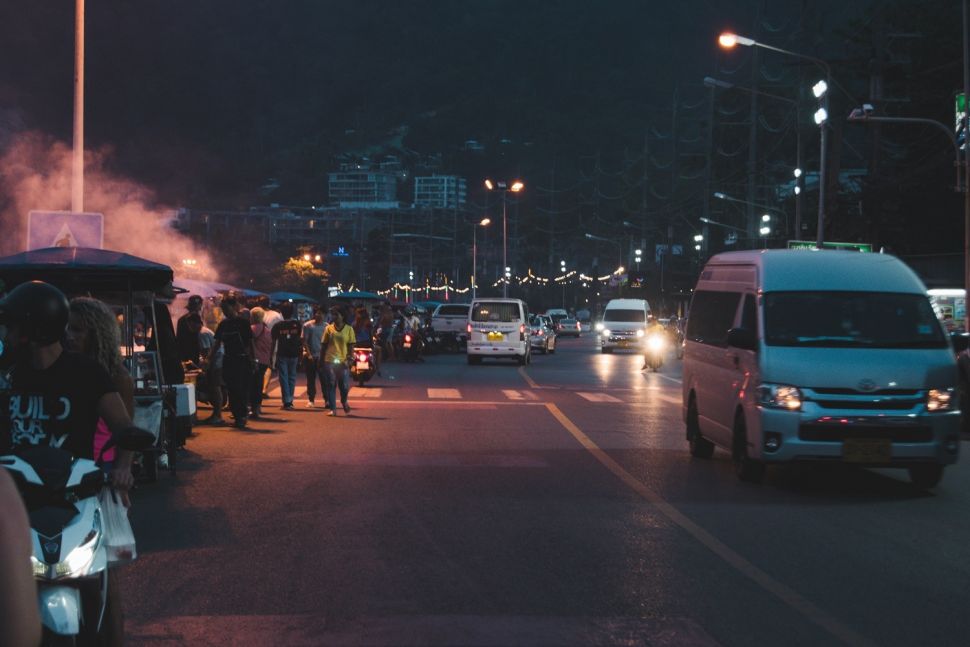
[741,294,757,332]
[686,291,742,346]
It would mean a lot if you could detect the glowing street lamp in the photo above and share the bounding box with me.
[471,217,491,300]
[485,178,525,297]
[718,30,832,247]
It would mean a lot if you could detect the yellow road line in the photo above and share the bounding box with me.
[544,402,874,647]
[518,366,540,389]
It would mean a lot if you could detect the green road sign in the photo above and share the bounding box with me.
[787,240,873,252]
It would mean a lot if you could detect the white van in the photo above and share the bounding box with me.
[466,298,531,365]
[595,298,652,353]
[682,250,960,488]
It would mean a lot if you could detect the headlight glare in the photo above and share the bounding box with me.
[595,322,604,332]
[757,384,802,410]
[636,329,645,338]
[927,388,955,412]
[647,335,665,351]
[601,329,611,337]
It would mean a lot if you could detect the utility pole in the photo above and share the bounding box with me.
[746,45,760,240]
[72,0,85,213]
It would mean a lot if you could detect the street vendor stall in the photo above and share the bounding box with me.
[0,247,192,480]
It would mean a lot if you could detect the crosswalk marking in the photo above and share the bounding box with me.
[577,392,623,403]
[502,389,539,401]
[427,388,462,399]
[354,388,383,398]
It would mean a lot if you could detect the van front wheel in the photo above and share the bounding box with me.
[733,415,765,483]
[908,465,944,490]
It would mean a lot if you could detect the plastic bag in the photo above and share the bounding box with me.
[132,400,163,442]
[98,487,137,564]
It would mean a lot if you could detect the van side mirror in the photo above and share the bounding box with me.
[726,327,758,351]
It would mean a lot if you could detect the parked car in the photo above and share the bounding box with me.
[431,303,471,351]
[529,314,557,353]
[556,317,582,337]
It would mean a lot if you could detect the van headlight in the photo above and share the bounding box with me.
[595,322,604,332]
[601,329,611,337]
[636,329,645,338]
[757,384,802,411]
[927,388,955,412]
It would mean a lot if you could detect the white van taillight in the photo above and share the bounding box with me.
[467,323,473,334]
[520,323,526,340]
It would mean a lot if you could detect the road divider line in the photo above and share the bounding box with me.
[518,366,540,389]
[543,402,873,647]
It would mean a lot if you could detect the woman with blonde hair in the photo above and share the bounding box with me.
[64,297,136,472]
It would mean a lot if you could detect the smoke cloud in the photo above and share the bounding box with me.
[0,131,219,281]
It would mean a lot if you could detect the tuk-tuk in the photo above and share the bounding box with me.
[0,246,194,481]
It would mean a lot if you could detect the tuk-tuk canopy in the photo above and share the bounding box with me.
[0,247,174,296]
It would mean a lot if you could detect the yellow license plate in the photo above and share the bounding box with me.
[487,331,504,341]
[842,437,892,463]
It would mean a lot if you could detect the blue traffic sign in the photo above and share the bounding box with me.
[27,211,104,251]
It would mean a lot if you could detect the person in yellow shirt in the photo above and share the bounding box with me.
[321,306,357,416]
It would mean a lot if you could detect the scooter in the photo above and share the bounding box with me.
[350,345,377,386]
[645,332,666,372]
[1,428,154,645]
[401,329,425,363]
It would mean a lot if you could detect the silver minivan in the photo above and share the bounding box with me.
[682,250,960,488]
[466,298,530,365]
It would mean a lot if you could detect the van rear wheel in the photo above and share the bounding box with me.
[687,399,714,459]
[732,414,765,483]
[908,465,944,490]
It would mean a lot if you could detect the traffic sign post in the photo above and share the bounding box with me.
[27,211,103,251]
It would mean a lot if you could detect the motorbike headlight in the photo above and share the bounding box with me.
[647,334,665,351]
[757,384,803,411]
[53,511,101,579]
[601,329,611,337]
[927,388,955,412]
[636,329,645,338]
[31,555,48,578]
[595,322,604,332]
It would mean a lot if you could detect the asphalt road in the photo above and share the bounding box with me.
[120,336,970,646]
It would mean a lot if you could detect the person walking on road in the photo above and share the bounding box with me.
[321,306,356,416]
[271,302,303,410]
[248,307,273,420]
[302,307,328,409]
[208,296,255,429]
[176,294,204,367]
[199,320,225,425]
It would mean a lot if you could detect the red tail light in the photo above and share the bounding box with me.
[357,353,367,361]
[467,323,472,334]
[576,322,581,330]
[405,334,412,343]
[519,324,526,335]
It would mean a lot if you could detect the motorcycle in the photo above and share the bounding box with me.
[350,345,377,387]
[400,328,425,363]
[1,428,154,645]
[645,331,666,372]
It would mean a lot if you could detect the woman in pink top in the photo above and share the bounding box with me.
[64,297,135,471]
[249,307,274,419]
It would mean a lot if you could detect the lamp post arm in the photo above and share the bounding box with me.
[847,114,962,191]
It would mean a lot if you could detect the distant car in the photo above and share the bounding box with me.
[544,308,568,324]
[529,314,557,354]
[556,317,581,337]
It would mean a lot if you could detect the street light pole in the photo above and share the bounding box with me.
[719,33,832,246]
[72,0,85,213]
[472,217,491,301]
[485,179,524,299]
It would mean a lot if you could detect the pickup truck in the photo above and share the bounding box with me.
[431,303,471,350]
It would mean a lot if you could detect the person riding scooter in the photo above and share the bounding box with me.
[641,314,667,371]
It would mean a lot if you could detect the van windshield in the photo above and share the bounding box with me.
[471,302,520,323]
[764,291,947,348]
[603,309,645,323]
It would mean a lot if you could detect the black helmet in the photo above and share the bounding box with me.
[0,281,70,344]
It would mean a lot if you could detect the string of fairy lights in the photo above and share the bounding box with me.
[370,265,628,300]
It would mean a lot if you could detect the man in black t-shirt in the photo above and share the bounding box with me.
[0,282,136,502]
[176,295,204,366]
[208,296,255,428]
[271,301,303,409]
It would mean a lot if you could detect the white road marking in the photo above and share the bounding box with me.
[503,389,524,400]
[577,392,623,403]
[354,388,383,398]
[428,388,462,399]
